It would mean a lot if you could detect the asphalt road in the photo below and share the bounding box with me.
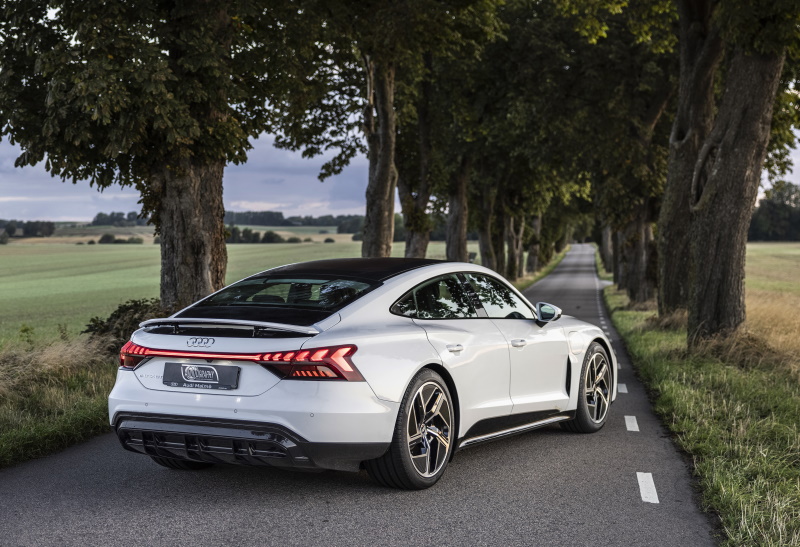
[0,244,716,546]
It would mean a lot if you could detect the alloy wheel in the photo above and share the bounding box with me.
[584,351,610,423]
[406,381,452,478]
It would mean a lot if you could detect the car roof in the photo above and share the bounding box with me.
[265,257,445,282]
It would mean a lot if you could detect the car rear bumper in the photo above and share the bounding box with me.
[108,368,399,471]
[113,413,388,472]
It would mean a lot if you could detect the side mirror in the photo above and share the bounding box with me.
[535,302,562,323]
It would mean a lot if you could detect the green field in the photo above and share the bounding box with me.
[0,240,478,346]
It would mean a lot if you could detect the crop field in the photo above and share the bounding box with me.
[0,239,478,346]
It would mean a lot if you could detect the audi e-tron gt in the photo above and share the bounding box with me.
[109,258,617,489]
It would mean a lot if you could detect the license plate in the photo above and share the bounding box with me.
[162,362,240,390]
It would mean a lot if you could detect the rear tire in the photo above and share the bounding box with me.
[150,456,214,470]
[561,342,612,433]
[365,369,454,489]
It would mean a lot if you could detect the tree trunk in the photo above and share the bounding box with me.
[687,49,785,343]
[477,184,496,271]
[599,225,613,273]
[505,216,519,281]
[658,0,722,315]
[620,204,655,303]
[525,215,541,274]
[156,159,228,313]
[362,60,397,258]
[491,202,506,276]
[446,156,470,262]
[398,57,433,259]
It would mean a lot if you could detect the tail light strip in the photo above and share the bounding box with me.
[119,341,363,381]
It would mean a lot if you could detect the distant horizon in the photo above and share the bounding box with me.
[0,134,380,222]
[1,133,797,222]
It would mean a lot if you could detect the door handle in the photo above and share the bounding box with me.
[446,344,464,353]
[511,339,527,348]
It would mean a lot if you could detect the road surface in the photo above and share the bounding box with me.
[0,244,716,546]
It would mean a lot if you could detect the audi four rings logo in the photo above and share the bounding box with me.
[187,337,215,348]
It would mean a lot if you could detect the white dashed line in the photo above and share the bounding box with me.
[637,472,660,503]
[625,416,639,432]
[618,383,628,393]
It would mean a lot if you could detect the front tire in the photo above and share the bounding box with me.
[561,342,612,433]
[366,369,454,489]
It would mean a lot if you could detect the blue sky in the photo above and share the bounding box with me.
[0,135,370,221]
[1,134,798,222]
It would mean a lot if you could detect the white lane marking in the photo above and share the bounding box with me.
[618,383,628,393]
[625,416,639,432]
[637,472,659,503]
[617,361,622,370]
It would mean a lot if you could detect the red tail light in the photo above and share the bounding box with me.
[118,341,363,381]
[262,345,363,381]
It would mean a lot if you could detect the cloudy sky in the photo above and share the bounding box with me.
[1,134,799,222]
[0,135,370,221]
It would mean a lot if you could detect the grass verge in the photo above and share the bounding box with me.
[0,337,117,469]
[604,286,800,546]
[512,245,571,292]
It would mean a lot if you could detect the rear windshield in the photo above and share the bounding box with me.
[176,275,377,326]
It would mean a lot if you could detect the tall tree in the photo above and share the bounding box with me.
[0,1,314,311]
[271,0,500,258]
[659,0,800,342]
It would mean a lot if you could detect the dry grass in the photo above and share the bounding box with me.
[0,336,118,468]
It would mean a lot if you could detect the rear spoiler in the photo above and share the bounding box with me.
[139,317,320,336]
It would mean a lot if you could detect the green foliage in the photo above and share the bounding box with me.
[0,2,314,222]
[98,233,116,244]
[261,231,285,244]
[0,232,7,245]
[83,298,162,350]
[749,182,800,241]
[286,236,302,244]
[324,238,336,244]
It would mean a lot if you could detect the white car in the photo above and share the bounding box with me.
[109,258,617,489]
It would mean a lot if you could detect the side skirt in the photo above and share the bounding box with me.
[457,410,576,450]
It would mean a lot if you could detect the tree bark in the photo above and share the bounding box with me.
[477,183,496,271]
[398,57,433,259]
[658,0,722,315]
[619,203,655,303]
[362,60,397,258]
[687,49,785,343]
[446,156,470,262]
[525,215,541,274]
[491,199,506,275]
[612,230,621,285]
[599,225,613,273]
[505,216,519,281]
[156,158,228,313]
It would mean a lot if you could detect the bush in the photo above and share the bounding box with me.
[87,240,96,245]
[351,233,363,241]
[303,237,313,242]
[153,236,161,244]
[98,233,116,244]
[0,232,8,245]
[126,237,144,244]
[75,242,84,245]
[261,231,285,243]
[83,298,163,351]
[286,236,302,243]
[324,237,336,243]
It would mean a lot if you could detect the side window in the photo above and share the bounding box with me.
[465,273,534,319]
[391,275,477,319]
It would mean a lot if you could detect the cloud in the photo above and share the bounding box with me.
[0,135,374,221]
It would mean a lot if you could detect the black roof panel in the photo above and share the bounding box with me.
[266,258,444,282]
